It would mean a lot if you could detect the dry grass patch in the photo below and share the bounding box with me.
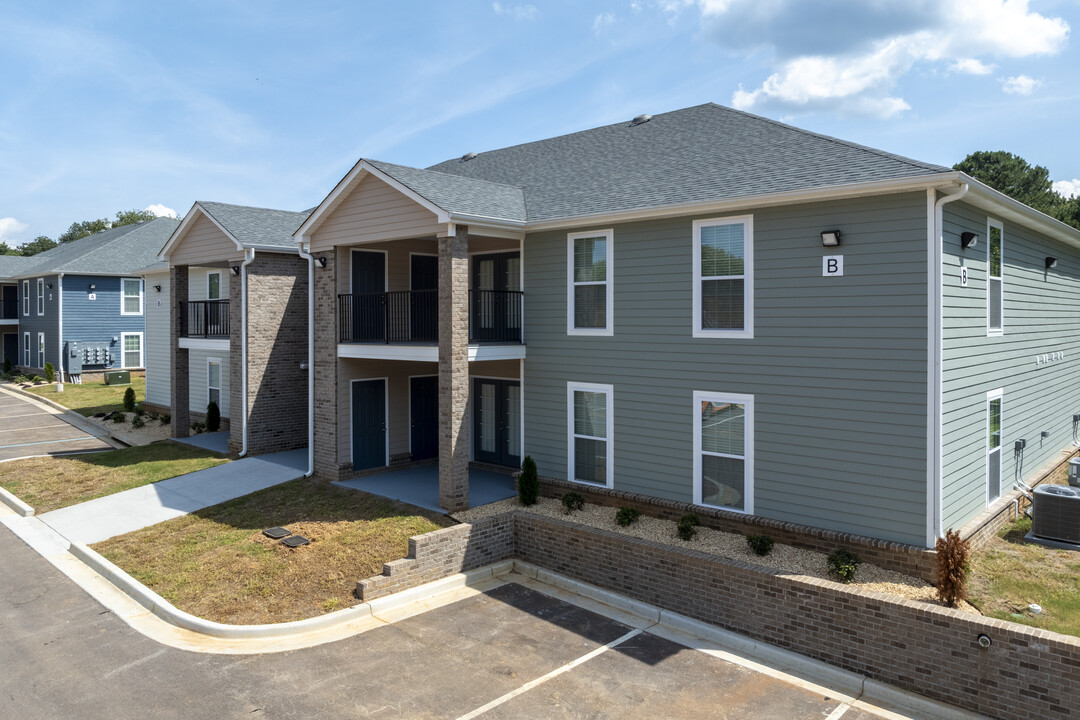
[24,374,147,416]
[93,477,454,625]
[0,441,229,513]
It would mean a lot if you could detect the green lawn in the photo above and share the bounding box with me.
[24,375,148,416]
[0,441,229,513]
[94,478,454,625]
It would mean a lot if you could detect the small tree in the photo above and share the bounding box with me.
[519,456,539,506]
[935,529,971,608]
[122,386,136,412]
[43,362,55,383]
[206,400,221,432]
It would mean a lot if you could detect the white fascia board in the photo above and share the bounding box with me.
[178,337,230,352]
[957,175,1080,249]
[158,203,244,261]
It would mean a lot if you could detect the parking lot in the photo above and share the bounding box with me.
[0,388,114,461]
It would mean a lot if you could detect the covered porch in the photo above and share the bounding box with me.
[332,465,516,514]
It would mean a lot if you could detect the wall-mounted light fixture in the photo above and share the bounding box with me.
[231,265,241,275]
[88,283,96,290]
[318,257,328,268]
[820,230,841,247]
[46,283,53,289]
[1046,256,1058,269]
[153,285,162,293]
[961,232,978,250]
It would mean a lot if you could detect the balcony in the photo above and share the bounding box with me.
[0,300,17,322]
[338,290,524,345]
[179,300,230,338]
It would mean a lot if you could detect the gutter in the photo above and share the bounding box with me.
[56,273,65,388]
[238,249,256,456]
[296,241,315,478]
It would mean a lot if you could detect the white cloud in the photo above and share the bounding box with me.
[594,13,615,33]
[492,3,537,20]
[949,58,995,75]
[1054,180,1080,199]
[0,217,28,243]
[1001,74,1041,95]
[145,204,177,218]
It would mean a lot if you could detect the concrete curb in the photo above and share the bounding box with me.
[0,486,34,517]
[0,384,127,449]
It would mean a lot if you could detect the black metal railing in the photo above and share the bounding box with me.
[337,289,523,344]
[180,300,230,338]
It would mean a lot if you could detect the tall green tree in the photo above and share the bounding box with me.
[113,208,157,226]
[0,241,19,256]
[54,208,160,245]
[19,235,58,256]
[953,151,1071,222]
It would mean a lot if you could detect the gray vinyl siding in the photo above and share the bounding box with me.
[144,270,170,407]
[523,192,931,545]
[16,274,58,372]
[62,275,146,368]
[941,201,1080,531]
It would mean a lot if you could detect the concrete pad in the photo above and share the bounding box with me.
[173,431,229,453]
[334,465,516,513]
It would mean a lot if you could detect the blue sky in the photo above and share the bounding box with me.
[2,1,1078,246]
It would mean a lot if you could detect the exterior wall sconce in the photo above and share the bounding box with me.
[231,265,241,275]
[820,230,841,247]
[1046,257,1058,269]
[318,257,328,268]
[961,232,978,249]
[153,285,162,292]
[46,283,53,289]
[88,283,96,290]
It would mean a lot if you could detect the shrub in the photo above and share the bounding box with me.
[15,374,30,383]
[518,456,539,506]
[110,412,127,424]
[2,358,10,374]
[122,387,136,412]
[131,414,145,429]
[134,407,145,417]
[43,362,54,383]
[561,492,586,514]
[935,529,970,608]
[677,513,700,541]
[206,401,220,432]
[31,375,44,384]
[746,534,775,557]
[159,412,171,426]
[191,421,205,434]
[614,506,641,527]
[827,549,861,584]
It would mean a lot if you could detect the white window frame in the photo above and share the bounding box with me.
[120,332,143,369]
[36,278,44,316]
[207,270,222,301]
[567,229,614,336]
[121,277,143,316]
[23,332,30,366]
[207,357,222,409]
[22,280,29,316]
[987,218,1003,336]
[693,390,754,514]
[693,215,754,339]
[37,332,45,369]
[986,388,1003,505]
[567,381,614,488]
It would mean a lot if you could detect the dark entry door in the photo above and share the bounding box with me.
[2,333,17,367]
[351,379,386,470]
[410,375,438,461]
[471,252,521,342]
[473,378,521,467]
[1,285,16,320]
[410,255,438,341]
[351,250,386,341]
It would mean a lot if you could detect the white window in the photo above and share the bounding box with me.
[987,219,1003,335]
[22,280,29,316]
[37,332,45,369]
[207,271,221,301]
[207,358,222,409]
[567,230,613,335]
[23,332,29,366]
[693,216,753,339]
[567,382,614,487]
[36,278,44,316]
[120,332,142,369]
[693,391,754,513]
[987,389,1003,505]
[121,278,143,315]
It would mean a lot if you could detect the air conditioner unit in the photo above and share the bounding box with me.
[1031,485,1080,544]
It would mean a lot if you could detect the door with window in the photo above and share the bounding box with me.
[352,379,386,470]
[471,252,521,342]
[987,390,1002,504]
[410,375,438,461]
[351,251,386,341]
[473,378,521,467]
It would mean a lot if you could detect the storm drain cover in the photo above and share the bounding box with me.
[262,527,292,539]
[282,535,309,548]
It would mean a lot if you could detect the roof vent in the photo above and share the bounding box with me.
[630,114,652,126]
[461,152,478,162]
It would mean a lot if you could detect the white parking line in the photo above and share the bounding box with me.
[454,628,644,720]
[825,704,850,720]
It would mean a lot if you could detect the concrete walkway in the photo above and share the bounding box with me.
[37,448,308,544]
[334,465,516,513]
[173,431,229,453]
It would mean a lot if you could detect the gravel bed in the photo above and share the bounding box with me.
[454,496,979,613]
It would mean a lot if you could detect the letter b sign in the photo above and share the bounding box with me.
[823,255,844,277]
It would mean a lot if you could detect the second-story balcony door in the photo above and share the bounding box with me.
[352,250,386,341]
[1,285,16,320]
[410,255,438,342]
[472,252,521,342]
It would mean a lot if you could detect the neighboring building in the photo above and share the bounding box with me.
[157,201,310,455]
[8,218,179,380]
[295,103,1080,548]
[0,255,35,369]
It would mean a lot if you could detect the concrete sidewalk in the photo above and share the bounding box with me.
[37,448,308,544]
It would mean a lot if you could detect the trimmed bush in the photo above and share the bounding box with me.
[677,513,700,541]
[518,456,539,506]
[191,421,206,434]
[206,401,220,432]
[131,414,145,429]
[110,412,126,424]
[746,534,775,557]
[43,362,55,383]
[123,387,136,412]
[614,506,641,527]
[561,492,586,514]
[935,528,970,608]
[827,549,861,583]
[159,412,171,426]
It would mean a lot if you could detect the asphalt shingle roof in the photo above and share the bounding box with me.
[424,103,951,223]
[197,202,312,249]
[12,217,180,278]
[365,160,526,223]
[0,255,36,281]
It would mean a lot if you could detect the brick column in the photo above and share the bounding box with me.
[313,250,340,480]
[228,266,243,454]
[439,226,470,511]
[169,265,190,438]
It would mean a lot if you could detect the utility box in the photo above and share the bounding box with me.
[104,370,130,386]
[64,341,82,375]
[1069,457,1080,488]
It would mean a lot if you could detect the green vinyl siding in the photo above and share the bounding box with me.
[523,192,930,545]
[941,201,1080,532]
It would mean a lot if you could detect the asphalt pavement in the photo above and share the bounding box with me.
[0,387,115,461]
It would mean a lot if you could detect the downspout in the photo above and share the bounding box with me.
[296,241,315,477]
[238,249,256,456]
[56,273,64,389]
[929,183,969,546]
